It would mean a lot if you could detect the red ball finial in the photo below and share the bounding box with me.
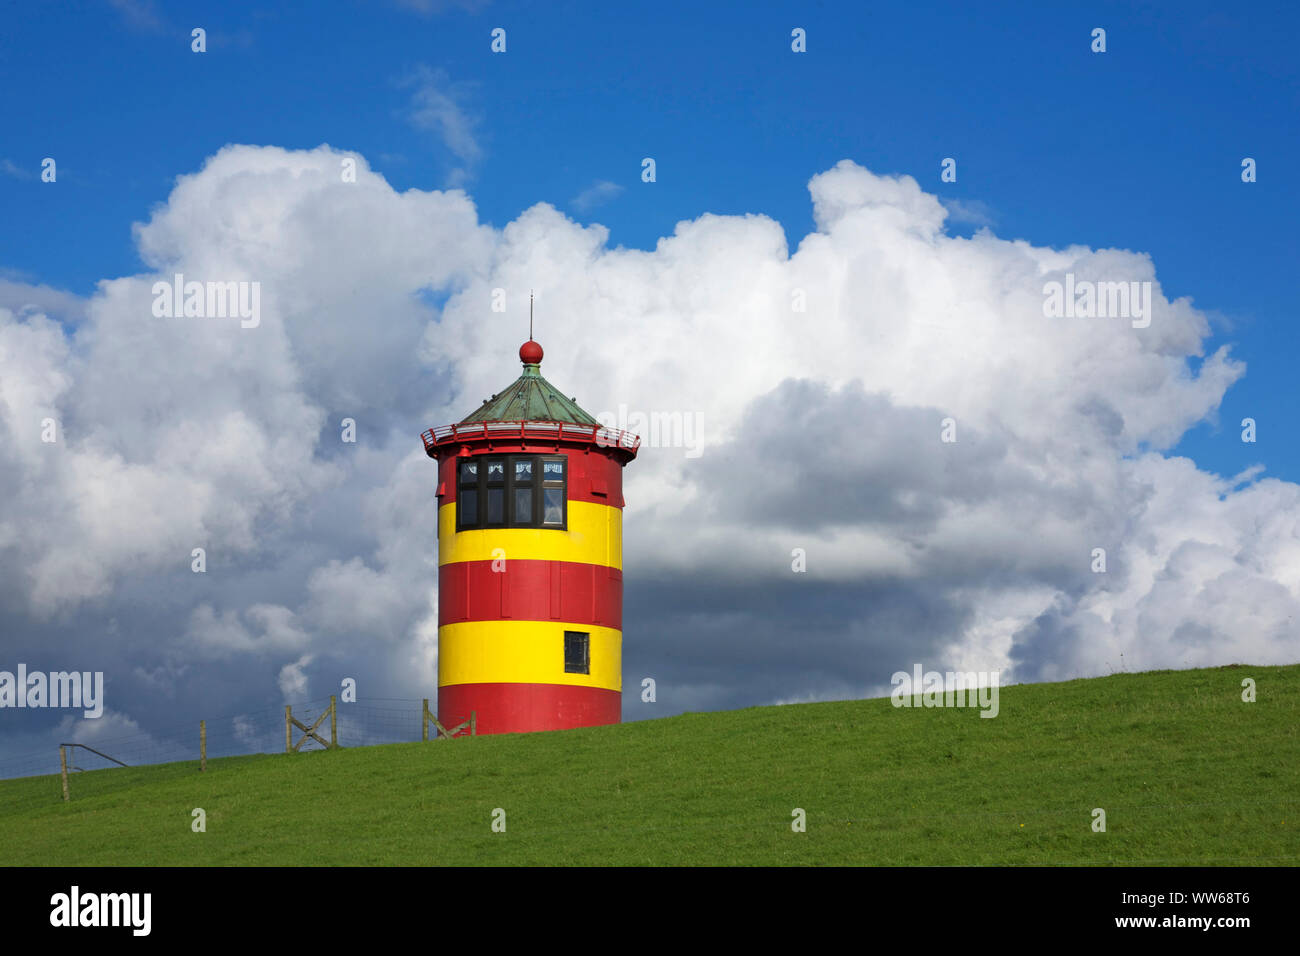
[520,340,543,365]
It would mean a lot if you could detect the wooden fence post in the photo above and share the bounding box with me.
[422,698,430,741]
[200,720,206,772]
[59,745,69,802]
[330,695,337,749]
[471,711,477,736]
[284,705,291,754]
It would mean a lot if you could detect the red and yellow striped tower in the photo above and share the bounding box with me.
[421,338,639,734]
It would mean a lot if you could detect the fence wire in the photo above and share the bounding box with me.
[0,697,446,815]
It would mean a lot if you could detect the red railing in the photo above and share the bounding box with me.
[421,420,641,454]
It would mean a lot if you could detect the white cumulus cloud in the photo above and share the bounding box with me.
[0,146,1295,760]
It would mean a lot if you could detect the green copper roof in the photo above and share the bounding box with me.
[458,362,600,426]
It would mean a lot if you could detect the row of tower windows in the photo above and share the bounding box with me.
[457,454,568,530]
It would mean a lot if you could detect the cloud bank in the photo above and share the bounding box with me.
[0,146,1295,762]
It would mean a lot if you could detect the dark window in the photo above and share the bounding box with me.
[457,459,479,530]
[543,487,564,525]
[514,486,532,523]
[486,487,504,524]
[564,631,590,674]
[484,459,505,526]
[459,489,477,527]
[456,453,567,530]
[541,456,566,528]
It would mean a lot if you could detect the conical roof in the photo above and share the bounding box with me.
[457,341,599,425]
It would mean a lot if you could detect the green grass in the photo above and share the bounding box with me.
[2,664,1297,865]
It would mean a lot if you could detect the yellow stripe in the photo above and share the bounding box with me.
[438,500,622,569]
[438,621,621,691]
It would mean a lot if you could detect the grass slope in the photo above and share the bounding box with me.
[2,664,1297,866]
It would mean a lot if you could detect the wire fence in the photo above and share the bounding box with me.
[0,696,449,815]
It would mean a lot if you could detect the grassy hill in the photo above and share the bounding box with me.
[2,664,1297,866]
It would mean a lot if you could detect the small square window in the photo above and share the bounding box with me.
[486,460,505,483]
[543,459,565,480]
[515,459,533,481]
[564,631,589,674]
[459,460,477,484]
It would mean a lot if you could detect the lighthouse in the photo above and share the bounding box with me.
[421,336,639,734]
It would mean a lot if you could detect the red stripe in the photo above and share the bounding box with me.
[439,560,622,628]
[439,682,621,734]
[435,446,626,507]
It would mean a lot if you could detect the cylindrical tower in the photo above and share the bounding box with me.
[421,339,639,734]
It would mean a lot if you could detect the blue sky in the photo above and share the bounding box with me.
[1,1,1298,766]
[3,1,1296,481]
